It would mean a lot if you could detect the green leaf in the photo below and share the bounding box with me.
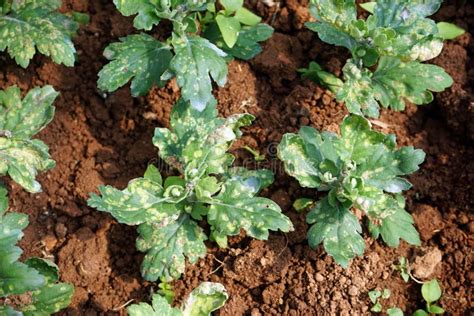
[413,310,429,316]
[144,164,163,186]
[359,2,376,14]
[113,0,160,30]
[368,289,381,304]
[98,34,173,97]
[0,86,57,193]
[225,167,274,191]
[136,214,207,282]
[293,198,314,212]
[0,305,21,315]
[421,279,442,304]
[370,302,382,313]
[437,22,465,40]
[22,282,74,316]
[87,178,177,225]
[220,0,243,13]
[169,35,228,111]
[153,99,253,174]
[307,197,365,267]
[299,62,343,94]
[0,1,79,67]
[128,282,228,316]
[387,307,404,316]
[128,293,181,316]
[427,304,445,314]
[234,7,261,26]
[208,178,293,247]
[216,15,241,48]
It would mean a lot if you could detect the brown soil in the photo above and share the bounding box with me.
[1,0,472,315]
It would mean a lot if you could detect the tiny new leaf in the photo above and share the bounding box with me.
[0,86,57,193]
[89,99,292,282]
[0,0,80,67]
[278,115,424,266]
[127,282,228,316]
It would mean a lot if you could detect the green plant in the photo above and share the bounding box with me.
[393,256,411,282]
[278,115,424,267]
[0,85,58,193]
[0,187,74,315]
[368,288,391,312]
[413,279,445,315]
[300,0,453,118]
[98,0,272,111]
[128,282,228,316]
[88,99,293,282]
[0,0,84,68]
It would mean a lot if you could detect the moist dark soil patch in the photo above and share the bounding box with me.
[0,0,472,315]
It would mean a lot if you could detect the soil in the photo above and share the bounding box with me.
[0,0,472,315]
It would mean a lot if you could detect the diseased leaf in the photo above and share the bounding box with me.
[153,99,253,174]
[137,214,207,282]
[88,178,177,225]
[279,114,424,267]
[22,282,74,316]
[0,86,57,193]
[169,35,228,111]
[98,34,173,97]
[127,282,228,316]
[128,293,181,316]
[307,197,365,268]
[113,0,160,30]
[208,178,293,247]
[0,1,79,67]
[182,282,228,316]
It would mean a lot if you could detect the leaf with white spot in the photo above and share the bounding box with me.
[128,282,228,316]
[279,114,424,267]
[0,1,80,68]
[153,99,253,175]
[137,214,207,282]
[21,282,74,316]
[0,86,57,193]
[307,197,365,267]
[337,57,453,117]
[207,178,293,247]
[98,34,173,97]
[169,35,228,111]
[87,177,178,226]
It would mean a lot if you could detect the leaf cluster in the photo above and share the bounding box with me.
[301,0,453,117]
[0,0,83,68]
[128,282,228,316]
[278,115,424,267]
[88,99,293,282]
[0,187,73,315]
[0,86,57,193]
[98,0,273,111]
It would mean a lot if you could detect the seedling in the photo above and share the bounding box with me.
[368,288,391,312]
[393,256,411,283]
[0,187,74,315]
[243,145,266,162]
[98,0,273,111]
[0,0,83,68]
[158,280,175,304]
[301,0,453,118]
[0,86,58,193]
[128,282,228,316]
[278,115,424,267]
[414,279,445,315]
[89,99,293,282]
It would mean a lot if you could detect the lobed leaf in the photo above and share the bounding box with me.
[137,214,207,282]
[208,178,293,247]
[0,1,79,67]
[98,34,173,97]
[169,36,228,111]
